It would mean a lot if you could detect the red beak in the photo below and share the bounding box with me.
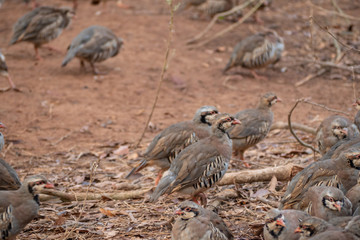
[276,218,286,227]
[175,209,183,215]
[294,227,302,233]
[44,183,55,189]
[276,98,282,103]
[232,119,241,125]
[340,128,348,136]
[0,122,6,129]
[334,203,342,212]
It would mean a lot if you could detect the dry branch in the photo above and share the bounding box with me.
[40,189,150,202]
[288,99,320,153]
[218,164,303,186]
[270,121,317,135]
[295,68,328,87]
[189,0,265,48]
[307,0,360,22]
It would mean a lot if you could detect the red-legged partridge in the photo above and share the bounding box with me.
[172,201,233,240]
[0,175,54,239]
[0,51,17,91]
[315,115,359,155]
[354,99,360,131]
[229,92,280,167]
[294,216,341,240]
[346,173,360,215]
[263,208,308,240]
[223,31,284,79]
[281,149,360,209]
[149,113,241,205]
[62,25,123,74]
[304,230,358,240]
[297,186,352,221]
[9,6,75,61]
[126,106,218,185]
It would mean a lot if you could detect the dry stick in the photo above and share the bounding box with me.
[40,189,150,202]
[302,98,351,116]
[186,0,255,45]
[331,0,350,25]
[295,68,328,87]
[288,99,320,153]
[307,0,360,22]
[270,121,317,135]
[190,0,265,48]
[135,1,175,148]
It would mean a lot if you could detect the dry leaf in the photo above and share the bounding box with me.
[113,145,129,156]
[99,208,115,217]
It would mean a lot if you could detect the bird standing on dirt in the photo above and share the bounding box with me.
[298,186,352,221]
[228,92,280,168]
[149,113,241,206]
[223,31,284,79]
[315,115,359,155]
[172,201,233,240]
[126,106,219,185]
[0,51,17,91]
[9,6,75,61]
[0,175,54,239]
[62,25,123,75]
[263,208,308,240]
[354,99,360,131]
[280,149,360,210]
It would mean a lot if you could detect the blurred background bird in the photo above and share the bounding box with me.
[0,51,17,92]
[9,6,75,61]
[61,25,123,74]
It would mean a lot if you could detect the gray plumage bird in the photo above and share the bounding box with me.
[9,6,75,61]
[149,114,241,205]
[0,51,17,91]
[62,25,123,74]
[172,201,233,240]
[0,175,54,239]
[294,216,342,240]
[223,31,284,78]
[126,106,218,185]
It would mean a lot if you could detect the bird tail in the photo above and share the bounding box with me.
[0,205,12,239]
[125,158,148,179]
[223,58,233,73]
[149,171,175,203]
[61,46,78,67]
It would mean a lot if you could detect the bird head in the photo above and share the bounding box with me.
[265,211,286,237]
[322,189,345,212]
[353,99,360,110]
[194,105,219,125]
[212,113,241,133]
[259,92,281,108]
[24,175,54,195]
[175,201,200,220]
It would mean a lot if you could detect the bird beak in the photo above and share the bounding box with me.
[175,209,183,215]
[276,218,286,227]
[276,98,282,103]
[353,102,357,106]
[232,119,241,125]
[334,203,342,212]
[340,128,348,136]
[294,227,302,233]
[44,183,55,189]
[0,122,6,128]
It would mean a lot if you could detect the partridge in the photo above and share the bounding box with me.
[223,31,284,79]
[320,137,360,161]
[304,230,358,240]
[345,215,360,237]
[149,113,241,205]
[200,0,233,17]
[0,175,54,239]
[294,216,341,240]
[229,92,280,167]
[315,115,359,155]
[0,122,5,151]
[354,99,360,131]
[281,149,360,210]
[297,186,352,221]
[346,174,360,215]
[0,51,17,91]
[9,6,75,61]
[126,106,218,185]
[172,201,233,240]
[263,208,308,240]
[62,25,123,75]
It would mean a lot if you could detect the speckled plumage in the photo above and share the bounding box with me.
[62,25,123,74]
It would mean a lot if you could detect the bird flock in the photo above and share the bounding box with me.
[0,0,359,240]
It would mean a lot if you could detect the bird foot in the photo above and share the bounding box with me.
[154,170,164,186]
[251,70,267,81]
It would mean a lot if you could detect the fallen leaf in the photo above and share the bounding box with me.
[99,208,115,217]
[113,145,129,156]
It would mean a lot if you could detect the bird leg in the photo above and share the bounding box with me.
[90,62,104,75]
[42,45,63,54]
[250,70,267,81]
[154,169,165,186]
[34,46,42,61]
[192,193,207,206]
[239,151,251,168]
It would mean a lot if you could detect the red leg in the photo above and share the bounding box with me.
[34,46,42,61]
[240,151,251,168]
[251,70,267,81]
[154,169,164,186]
[197,193,207,206]
[191,196,200,205]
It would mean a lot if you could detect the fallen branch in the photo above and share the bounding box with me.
[40,188,150,202]
[307,0,360,22]
[298,58,360,73]
[270,121,317,135]
[295,68,328,87]
[186,0,255,44]
[218,164,303,186]
[189,0,265,48]
[288,99,320,153]
[301,98,351,116]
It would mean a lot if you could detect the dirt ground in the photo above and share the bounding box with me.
[0,0,359,239]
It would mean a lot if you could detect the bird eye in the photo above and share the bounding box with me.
[185,207,191,212]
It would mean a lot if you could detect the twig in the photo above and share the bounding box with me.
[288,99,320,153]
[302,98,351,116]
[186,0,255,44]
[297,58,360,73]
[270,121,317,135]
[39,188,150,202]
[136,0,176,147]
[331,0,350,25]
[307,0,360,22]
[295,68,328,87]
[189,0,265,48]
